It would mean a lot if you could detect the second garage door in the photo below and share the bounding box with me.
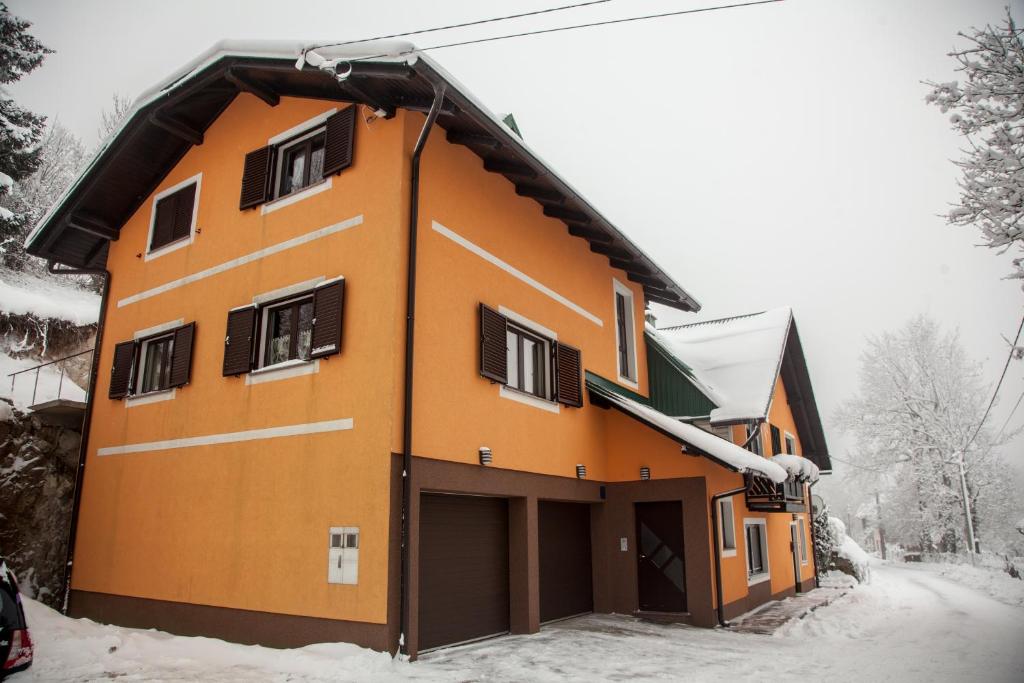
[539,501,594,623]
[418,494,510,651]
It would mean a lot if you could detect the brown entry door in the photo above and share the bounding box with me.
[635,501,687,612]
[539,501,593,623]
[418,494,510,651]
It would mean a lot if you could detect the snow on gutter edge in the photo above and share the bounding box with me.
[589,382,787,483]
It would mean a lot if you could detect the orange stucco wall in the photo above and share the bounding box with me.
[74,95,411,625]
[407,112,648,482]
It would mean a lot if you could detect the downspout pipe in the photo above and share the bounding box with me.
[711,484,747,627]
[399,81,446,657]
[807,479,820,588]
[47,260,110,614]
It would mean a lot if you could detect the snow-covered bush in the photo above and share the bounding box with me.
[827,517,871,583]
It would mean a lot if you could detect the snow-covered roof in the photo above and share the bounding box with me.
[651,308,793,424]
[587,377,787,483]
[768,453,819,482]
[0,269,99,325]
[25,39,699,311]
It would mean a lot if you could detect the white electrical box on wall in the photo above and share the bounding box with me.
[328,526,359,585]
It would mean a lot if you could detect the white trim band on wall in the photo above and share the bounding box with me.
[117,215,364,308]
[432,220,603,327]
[96,418,354,456]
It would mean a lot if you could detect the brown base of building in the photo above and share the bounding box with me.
[68,590,390,651]
[720,575,818,622]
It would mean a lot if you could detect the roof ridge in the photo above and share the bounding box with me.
[658,309,767,332]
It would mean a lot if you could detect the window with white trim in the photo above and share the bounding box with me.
[506,323,552,400]
[744,519,769,582]
[719,498,737,555]
[137,333,174,394]
[274,127,326,199]
[798,519,809,564]
[784,432,797,455]
[613,279,637,384]
[258,293,315,368]
[148,176,199,254]
[745,423,763,456]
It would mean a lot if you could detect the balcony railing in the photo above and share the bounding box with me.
[745,473,806,512]
[6,348,94,408]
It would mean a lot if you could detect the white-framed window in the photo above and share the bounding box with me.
[744,518,770,584]
[146,173,201,260]
[274,126,327,200]
[798,519,809,564]
[745,423,763,456]
[506,322,552,400]
[719,498,737,556]
[136,332,175,394]
[612,278,638,386]
[784,431,797,455]
[256,292,315,369]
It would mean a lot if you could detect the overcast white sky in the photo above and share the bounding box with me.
[8,0,1024,491]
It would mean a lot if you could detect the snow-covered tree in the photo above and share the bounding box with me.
[97,92,131,144]
[1,123,86,272]
[926,10,1024,286]
[835,316,1020,555]
[0,3,52,269]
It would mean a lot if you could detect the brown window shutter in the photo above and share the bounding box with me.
[239,145,274,209]
[151,194,177,250]
[479,303,508,384]
[168,322,196,388]
[172,183,197,241]
[555,342,583,407]
[310,278,345,359]
[321,106,356,177]
[223,306,256,376]
[109,340,137,399]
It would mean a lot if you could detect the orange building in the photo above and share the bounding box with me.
[26,40,831,657]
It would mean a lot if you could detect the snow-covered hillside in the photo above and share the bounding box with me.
[0,269,99,326]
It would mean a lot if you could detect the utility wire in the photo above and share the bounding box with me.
[410,0,783,53]
[827,454,893,474]
[995,387,1024,441]
[964,311,1024,454]
[308,1,615,51]
[336,0,784,62]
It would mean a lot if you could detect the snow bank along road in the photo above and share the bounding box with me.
[17,563,1024,682]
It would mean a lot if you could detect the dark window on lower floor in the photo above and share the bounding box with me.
[746,522,767,576]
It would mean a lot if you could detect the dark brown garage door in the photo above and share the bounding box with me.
[418,493,509,651]
[539,501,593,623]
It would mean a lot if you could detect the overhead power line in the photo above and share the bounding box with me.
[965,311,1024,454]
[333,0,784,63]
[995,387,1024,441]
[309,1,615,50]
[410,0,785,54]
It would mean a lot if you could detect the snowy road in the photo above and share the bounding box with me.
[18,563,1024,682]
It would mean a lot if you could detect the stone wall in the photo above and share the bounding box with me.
[0,398,79,607]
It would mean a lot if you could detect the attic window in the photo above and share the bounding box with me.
[147,175,200,257]
[613,279,638,386]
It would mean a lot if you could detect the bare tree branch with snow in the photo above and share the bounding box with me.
[926,9,1024,286]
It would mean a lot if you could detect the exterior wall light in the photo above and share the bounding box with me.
[576,464,587,479]
[640,466,651,481]
[479,447,492,466]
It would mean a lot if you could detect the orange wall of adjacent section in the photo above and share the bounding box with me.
[73,95,409,625]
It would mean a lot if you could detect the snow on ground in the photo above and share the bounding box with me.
[0,351,85,410]
[914,559,1024,609]
[13,563,1024,682]
[0,268,99,325]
